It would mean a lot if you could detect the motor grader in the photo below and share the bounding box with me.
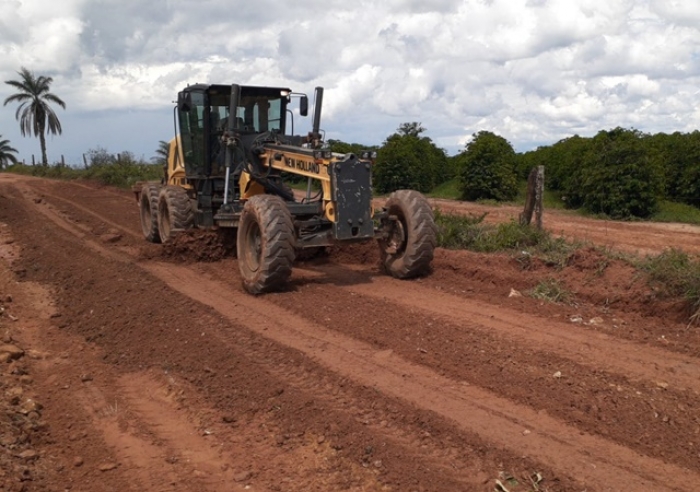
[135,83,436,294]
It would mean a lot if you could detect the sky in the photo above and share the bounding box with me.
[2,0,700,165]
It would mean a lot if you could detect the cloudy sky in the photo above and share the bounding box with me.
[2,0,700,164]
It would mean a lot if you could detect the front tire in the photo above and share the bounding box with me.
[379,190,436,279]
[237,195,295,294]
[139,183,161,243]
[157,186,194,243]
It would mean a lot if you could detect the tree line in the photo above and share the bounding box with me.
[2,67,699,220]
[364,125,700,220]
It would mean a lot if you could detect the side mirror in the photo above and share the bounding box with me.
[300,95,309,117]
[177,92,192,112]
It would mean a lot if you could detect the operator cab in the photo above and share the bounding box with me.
[175,84,295,178]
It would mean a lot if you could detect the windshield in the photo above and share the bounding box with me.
[210,92,284,133]
[177,86,289,176]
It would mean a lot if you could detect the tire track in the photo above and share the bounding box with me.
[144,262,699,492]
[296,264,700,394]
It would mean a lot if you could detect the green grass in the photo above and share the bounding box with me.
[434,209,575,266]
[529,278,572,304]
[640,248,700,322]
[6,162,163,189]
[428,178,461,199]
[651,200,700,225]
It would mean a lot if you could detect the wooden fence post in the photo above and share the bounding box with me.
[519,165,545,229]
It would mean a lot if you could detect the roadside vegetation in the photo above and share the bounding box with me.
[434,209,574,262]
[434,208,700,318]
[5,146,162,188]
[640,249,700,323]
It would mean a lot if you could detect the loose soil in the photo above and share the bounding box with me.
[1,173,700,492]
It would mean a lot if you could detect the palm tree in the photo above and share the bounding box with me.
[0,136,19,169]
[3,67,66,166]
[151,140,170,166]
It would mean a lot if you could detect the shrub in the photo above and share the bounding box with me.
[456,131,518,202]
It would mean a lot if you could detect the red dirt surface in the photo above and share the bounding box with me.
[1,173,700,491]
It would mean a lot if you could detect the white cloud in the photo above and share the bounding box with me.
[3,0,700,162]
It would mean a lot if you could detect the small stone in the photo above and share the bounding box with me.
[101,233,122,244]
[19,375,32,384]
[18,450,38,461]
[657,382,669,390]
[523,429,532,435]
[98,462,118,472]
[73,457,84,467]
[317,435,325,444]
[234,470,252,482]
[373,460,383,468]
[0,435,17,446]
[26,350,47,360]
[19,399,42,415]
[80,374,93,382]
[222,415,236,424]
[7,386,23,399]
[508,288,522,298]
[4,295,12,303]
[553,371,562,379]
[0,344,24,361]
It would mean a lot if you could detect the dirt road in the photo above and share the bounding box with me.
[1,174,699,491]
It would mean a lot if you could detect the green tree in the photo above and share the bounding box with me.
[326,139,378,155]
[673,130,700,207]
[373,123,448,194]
[0,136,19,169]
[645,131,700,207]
[457,131,518,201]
[578,128,662,219]
[3,67,66,166]
[151,140,170,166]
[397,121,426,137]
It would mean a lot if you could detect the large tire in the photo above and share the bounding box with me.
[139,183,161,243]
[157,186,194,243]
[237,194,295,294]
[379,190,437,279]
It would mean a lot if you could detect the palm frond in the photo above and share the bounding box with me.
[4,66,65,163]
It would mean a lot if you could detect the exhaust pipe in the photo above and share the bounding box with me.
[311,87,324,137]
[223,84,241,206]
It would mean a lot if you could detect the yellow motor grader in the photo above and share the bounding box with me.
[136,83,436,294]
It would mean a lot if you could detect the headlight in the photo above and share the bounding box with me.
[314,150,333,159]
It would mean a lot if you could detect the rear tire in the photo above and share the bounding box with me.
[157,186,194,243]
[139,183,161,243]
[237,195,295,294]
[379,190,436,279]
